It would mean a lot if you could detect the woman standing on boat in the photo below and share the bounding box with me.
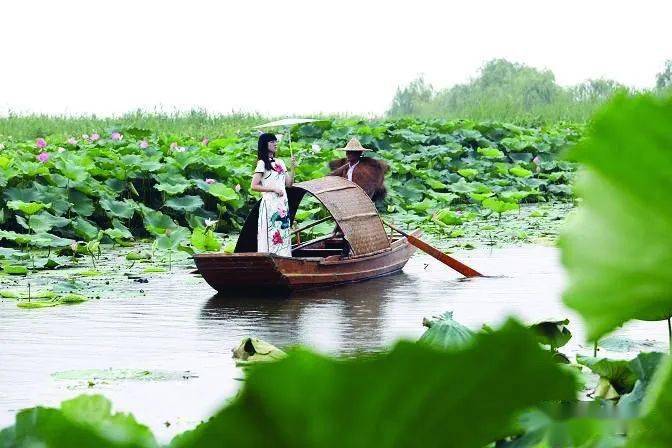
[251,133,296,256]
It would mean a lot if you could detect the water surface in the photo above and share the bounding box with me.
[0,245,666,441]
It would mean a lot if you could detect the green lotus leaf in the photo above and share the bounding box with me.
[560,95,672,340]
[191,227,222,252]
[71,218,99,241]
[55,159,89,183]
[0,394,157,447]
[138,159,162,172]
[169,320,577,448]
[2,264,28,275]
[509,166,533,178]
[433,208,463,226]
[576,355,637,397]
[0,155,12,169]
[154,181,191,195]
[3,186,44,203]
[28,212,71,233]
[529,318,571,350]
[477,147,505,159]
[207,184,238,203]
[99,196,136,219]
[7,200,50,216]
[68,190,95,217]
[617,352,665,418]
[418,311,474,350]
[457,168,478,179]
[156,227,191,250]
[126,251,151,261]
[30,232,76,249]
[141,209,178,236]
[500,190,530,203]
[408,198,436,213]
[483,198,518,215]
[0,230,31,245]
[165,195,204,213]
[425,178,449,190]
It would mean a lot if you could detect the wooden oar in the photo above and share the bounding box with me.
[382,220,482,278]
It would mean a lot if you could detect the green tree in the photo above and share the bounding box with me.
[387,75,434,116]
[656,59,672,90]
[571,79,626,102]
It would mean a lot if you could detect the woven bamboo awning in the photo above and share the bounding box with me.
[234,176,390,256]
[293,177,390,256]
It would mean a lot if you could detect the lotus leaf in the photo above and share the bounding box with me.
[207,184,238,203]
[433,209,463,226]
[156,227,191,250]
[99,197,136,219]
[7,200,50,216]
[72,218,99,241]
[165,195,204,213]
[418,311,474,350]
[191,227,221,252]
[560,95,672,340]
[232,337,287,366]
[529,319,572,350]
[509,166,533,178]
[170,320,577,448]
[483,198,518,215]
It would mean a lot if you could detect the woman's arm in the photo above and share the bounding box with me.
[284,157,297,187]
[251,173,284,196]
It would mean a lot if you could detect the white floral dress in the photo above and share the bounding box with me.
[255,159,292,256]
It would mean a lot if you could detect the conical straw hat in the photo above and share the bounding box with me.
[339,138,371,152]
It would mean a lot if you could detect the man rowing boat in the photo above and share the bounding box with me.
[327,138,389,204]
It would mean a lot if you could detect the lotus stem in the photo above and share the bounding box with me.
[668,318,671,354]
[593,340,598,357]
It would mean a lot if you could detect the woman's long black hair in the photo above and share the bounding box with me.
[257,133,277,171]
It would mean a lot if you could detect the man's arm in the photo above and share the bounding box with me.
[328,163,349,177]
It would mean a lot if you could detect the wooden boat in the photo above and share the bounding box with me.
[194,176,418,296]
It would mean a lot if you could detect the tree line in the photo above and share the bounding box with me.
[387,59,672,123]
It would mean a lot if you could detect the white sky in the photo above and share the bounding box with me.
[1,0,671,117]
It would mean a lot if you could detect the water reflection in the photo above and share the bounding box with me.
[200,271,422,353]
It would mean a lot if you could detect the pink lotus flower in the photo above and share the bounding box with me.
[234,184,241,192]
[36,138,47,148]
[110,132,123,141]
[90,133,100,142]
[139,140,149,149]
[272,230,283,245]
[532,156,541,165]
[205,178,216,185]
[67,137,77,145]
[202,138,209,145]
[36,152,50,163]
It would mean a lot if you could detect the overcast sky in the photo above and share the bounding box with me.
[1,0,670,117]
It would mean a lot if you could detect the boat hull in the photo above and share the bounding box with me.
[194,232,419,296]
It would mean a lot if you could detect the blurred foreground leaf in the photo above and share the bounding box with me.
[560,95,672,340]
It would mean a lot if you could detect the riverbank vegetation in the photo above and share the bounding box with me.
[388,58,672,123]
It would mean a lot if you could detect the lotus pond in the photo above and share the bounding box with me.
[3,98,672,447]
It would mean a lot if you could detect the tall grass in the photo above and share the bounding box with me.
[0,110,266,140]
